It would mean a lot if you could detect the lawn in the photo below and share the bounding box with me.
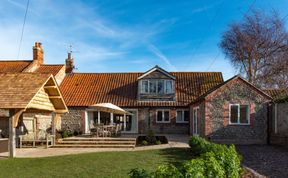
[0,148,193,178]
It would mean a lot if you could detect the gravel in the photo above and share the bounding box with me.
[236,145,288,178]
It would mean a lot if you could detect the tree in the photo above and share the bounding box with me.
[220,10,288,89]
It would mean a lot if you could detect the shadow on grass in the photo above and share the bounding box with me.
[158,148,194,168]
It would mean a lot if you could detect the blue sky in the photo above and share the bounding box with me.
[0,0,287,79]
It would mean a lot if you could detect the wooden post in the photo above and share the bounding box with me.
[9,109,16,158]
[51,113,61,146]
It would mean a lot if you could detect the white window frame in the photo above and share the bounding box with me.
[140,79,174,94]
[176,109,189,123]
[193,107,199,135]
[156,109,170,123]
[229,104,250,125]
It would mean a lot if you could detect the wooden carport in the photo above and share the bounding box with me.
[0,73,68,158]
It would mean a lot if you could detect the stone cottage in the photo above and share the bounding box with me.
[0,42,276,145]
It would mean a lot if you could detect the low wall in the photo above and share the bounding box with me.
[0,139,8,153]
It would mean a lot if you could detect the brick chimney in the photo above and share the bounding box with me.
[33,42,44,65]
[65,52,74,73]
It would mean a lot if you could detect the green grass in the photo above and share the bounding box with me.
[0,148,193,178]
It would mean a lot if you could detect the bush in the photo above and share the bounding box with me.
[129,168,151,178]
[60,129,74,138]
[129,136,242,178]
[155,140,161,145]
[145,130,157,144]
[141,140,148,146]
[154,164,183,178]
[189,136,242,178]
[189,135,211,156]
[182,159,205,178]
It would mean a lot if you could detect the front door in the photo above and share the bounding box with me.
[193,107,199,135]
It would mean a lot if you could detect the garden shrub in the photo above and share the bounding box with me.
[155,140,161,145]
[145,130,157,144]
[182,158,206,178]
[141,140,148,146]
[189,136,242,178]
[130,136,242,178]
[154,164,183,178]
[129,168,151,178]
[189,135,211,156]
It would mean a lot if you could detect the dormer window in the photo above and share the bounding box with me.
[140,79,174,94]
[138,65,176,101]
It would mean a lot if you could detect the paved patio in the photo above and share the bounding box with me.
[237,145,288,178]
[0,134,190,158]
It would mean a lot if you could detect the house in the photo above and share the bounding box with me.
[59,66,224,135]
[0,42,275,145]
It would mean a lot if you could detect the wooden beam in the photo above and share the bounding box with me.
[9,109,15,158]
[13,109,25,128]
[44,86,57,89]
[49,96,61,99]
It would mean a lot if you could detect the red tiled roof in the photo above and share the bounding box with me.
[60,72,224,107]
[35,65,64,76]
[0,60,32,73]
[263,89,288,100]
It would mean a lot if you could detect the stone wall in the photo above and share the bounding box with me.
[270,102,288,146]
[61,107,85,132]
[146,108,189,134]
[205,80,269,144]
[62,107,189,135]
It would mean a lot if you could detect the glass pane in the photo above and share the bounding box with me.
[164,111,170,121]
[230,105,238,123]
[157,80,164,94]
[126,115,132,131]
[165,80,173,93]
[240,105,249,123]
[184,110,189,122]
[176,111,183,122]
[150,80,157,93]
[142,80,149,93]
[157,111,163,122]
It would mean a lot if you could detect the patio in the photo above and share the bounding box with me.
[0,134,190,158]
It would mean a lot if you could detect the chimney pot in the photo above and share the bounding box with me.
[65,52,74,73]
[33,42,44,65]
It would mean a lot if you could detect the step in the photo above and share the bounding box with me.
[52,144,135,148]
[60,138,136,142]
[57,140,136,145]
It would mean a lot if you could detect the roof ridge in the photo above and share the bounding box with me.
[0,60,32,62]
[40,64,64,66]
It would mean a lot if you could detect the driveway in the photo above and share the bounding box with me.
[236,145,288,178]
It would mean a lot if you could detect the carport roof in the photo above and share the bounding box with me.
[0,73,67,113]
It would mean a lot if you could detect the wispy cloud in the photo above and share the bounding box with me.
[147,44,177,71]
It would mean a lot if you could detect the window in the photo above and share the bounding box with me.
[156,110,170,123]
[176,110,189,123]
[157,80,164,94]
[229,104,250,125]
[141,80,149,93]
[140,79,174,94]
[149,80,157,93]
[165,80,173,93]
